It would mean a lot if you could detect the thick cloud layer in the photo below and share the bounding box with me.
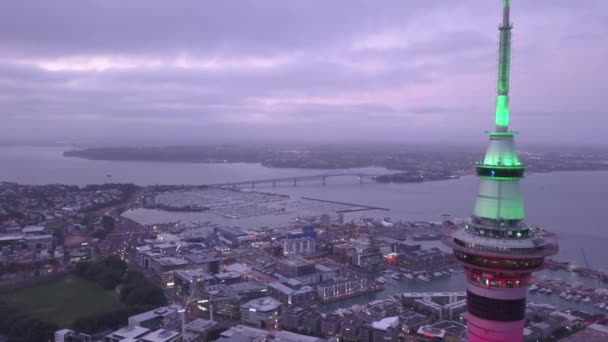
[0,0,606,145]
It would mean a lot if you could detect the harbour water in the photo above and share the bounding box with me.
[1,146,608,269]
[318,270,608,314]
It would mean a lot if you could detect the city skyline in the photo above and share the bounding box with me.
[0,0,606,145]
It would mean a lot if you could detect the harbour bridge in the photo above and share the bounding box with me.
[208,170,384,188]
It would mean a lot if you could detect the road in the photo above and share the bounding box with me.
[98,216,147,260]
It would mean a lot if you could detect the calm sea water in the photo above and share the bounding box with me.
[1,146,606,269]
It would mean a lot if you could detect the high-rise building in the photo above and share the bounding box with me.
[444,1,559,341]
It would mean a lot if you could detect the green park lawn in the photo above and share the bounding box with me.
[1,275,123,327]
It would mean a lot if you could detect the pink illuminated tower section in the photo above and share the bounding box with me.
[444,1,559,341]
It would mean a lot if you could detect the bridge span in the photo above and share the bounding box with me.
[209,171,383,188]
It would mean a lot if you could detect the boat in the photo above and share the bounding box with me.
[529,284,539,292]
[566,295,574,301]
[433,272,443,278]
[390,273,401,280]
[417,275,431,282]
[583,296,592,303]
[377,277,386,283]
[403,273,413,279]
[539,288,546,293]
[545,289,553,295]
[560,292,567,298]
[599,303,606,309]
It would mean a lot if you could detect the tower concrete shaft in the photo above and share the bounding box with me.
[444,2,558,341]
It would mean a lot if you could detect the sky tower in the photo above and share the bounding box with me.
[444,1,559,341]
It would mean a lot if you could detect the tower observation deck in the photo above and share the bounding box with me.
[443,1,558,341]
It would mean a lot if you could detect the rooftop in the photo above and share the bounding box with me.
[185,318,218,333]
[371,316,399,331]
[22,226,45,234]
[140,329,180,342]
[219,325,269,339]
[241,296,282,312]
[184,253,220,264]
[215,271,241,280]
[401,292,466,298]
[280,258,313,267]
[560,324,608,342]
[175,268,214,282]
[106,325,150,339]
[154,256,189,267]
[228,280,267,293]
[129,305,182,323]
[417,326,445,338]
[274,330,323,342]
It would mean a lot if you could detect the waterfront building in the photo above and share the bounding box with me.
[215,226,250,247]
[331,243,356,265]
[559,323,608,342]
[316,277,373,302]
[277,258,321,284]
[353,248,383,270]
[316,264,337,282]
[401,293,466,321]
[443,1,559,341]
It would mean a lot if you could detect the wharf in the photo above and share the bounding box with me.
[546,259,608,282]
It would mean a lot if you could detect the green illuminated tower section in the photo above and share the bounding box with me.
[474,0,524,222]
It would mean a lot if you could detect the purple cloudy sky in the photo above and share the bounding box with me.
[0,0,606,145]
